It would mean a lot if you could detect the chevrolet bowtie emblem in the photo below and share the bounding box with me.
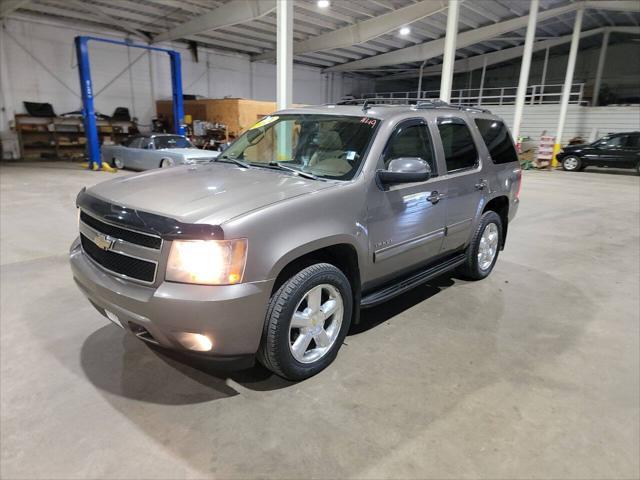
[93,233,115,251]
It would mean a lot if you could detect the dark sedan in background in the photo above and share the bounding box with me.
[557,131,640,173]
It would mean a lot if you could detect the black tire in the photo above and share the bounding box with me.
[257,263,352,381]
[111,158,123,169]
[636,161,640,175]
[562,155,581,172]
[160,158,174,168]
[458,211,503,280]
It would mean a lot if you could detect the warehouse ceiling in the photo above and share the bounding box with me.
[5,0,640,77]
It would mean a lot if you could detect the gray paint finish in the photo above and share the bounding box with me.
[1,163,638,479]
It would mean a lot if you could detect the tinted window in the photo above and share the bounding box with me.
[625,135,640,148]
[154,136,193,149]
[437,118,479,172]
[383,123,436,173]
[126,137,144,149]
[596,135,625,148]
[474,119,518,164]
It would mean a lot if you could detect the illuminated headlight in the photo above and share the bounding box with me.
[166,239,247,285]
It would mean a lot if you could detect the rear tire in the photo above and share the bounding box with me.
[160,158,174,168]
[562,155,581,171]
[257,263,352,381]
[111,158,124,169]
[458,211,503,280]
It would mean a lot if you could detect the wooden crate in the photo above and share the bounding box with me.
[156,98,279,138]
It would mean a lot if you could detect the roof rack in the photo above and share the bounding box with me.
[334,98,492,114]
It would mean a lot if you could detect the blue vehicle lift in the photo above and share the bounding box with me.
[74,36,185,169]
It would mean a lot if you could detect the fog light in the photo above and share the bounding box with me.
[175,332,213,352]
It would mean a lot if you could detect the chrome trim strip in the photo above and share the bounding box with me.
[79,220,161,258]
[374,228,445,262]
[80,244,158,286]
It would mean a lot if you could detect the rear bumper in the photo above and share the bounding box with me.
[69,237,273,356]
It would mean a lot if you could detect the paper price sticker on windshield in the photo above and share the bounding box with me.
[360,117,377,127]
[250,116,279,130]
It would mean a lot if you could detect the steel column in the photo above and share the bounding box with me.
[478,57,487,105]
[74,36,185,168]
[539,46,550,104]
[74,37,101,168]
[276,0,293,110]
[512,0,539,141]
[554,7,584,164]
[440,0,460,103]
[592,30,610,106]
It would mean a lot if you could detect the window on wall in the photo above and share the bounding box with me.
[474,119,519,164]
[383,122,436,174]
[437,118,479,172]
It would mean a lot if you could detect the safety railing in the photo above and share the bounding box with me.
[361,83,586,106]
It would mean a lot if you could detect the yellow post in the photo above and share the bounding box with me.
[552,143,562,168]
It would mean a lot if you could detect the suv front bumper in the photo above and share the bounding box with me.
[69,237,273,356]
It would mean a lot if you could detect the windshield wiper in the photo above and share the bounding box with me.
[214,155,250,169]
[267,162,322,181]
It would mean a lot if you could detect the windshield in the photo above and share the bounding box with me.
[220,114,380,180]
[154,136,194,149]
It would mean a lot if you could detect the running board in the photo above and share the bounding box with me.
[360,253,466,309]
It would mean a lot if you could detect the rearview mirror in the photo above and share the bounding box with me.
[377,157,431,188]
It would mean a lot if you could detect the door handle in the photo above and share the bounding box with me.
[475,179,487,190]
[427,191,445,204]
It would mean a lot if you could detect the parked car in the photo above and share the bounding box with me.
[101,134,219,170]
[70,102,521,380]
[557,131,640,173]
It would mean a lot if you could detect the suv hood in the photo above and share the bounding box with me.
[162,148,219,158]
[87,163,335,225]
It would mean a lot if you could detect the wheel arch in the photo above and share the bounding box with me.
[483,195,509,249]
[269,241,362,325]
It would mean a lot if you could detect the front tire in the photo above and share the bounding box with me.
[459,211,503,280]
[160,158,174,168]
[258,263,352,381]
[562,155,581,171]
[111,157,124,169]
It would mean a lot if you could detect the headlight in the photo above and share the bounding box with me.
[166,239,248,285]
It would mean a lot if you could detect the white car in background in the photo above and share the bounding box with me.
[102,134,219,170]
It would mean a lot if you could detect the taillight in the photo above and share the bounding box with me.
[515,169,522,200]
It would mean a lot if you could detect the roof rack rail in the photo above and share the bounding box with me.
[333,98,492,114]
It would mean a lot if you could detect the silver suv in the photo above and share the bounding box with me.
[70,101,521,380]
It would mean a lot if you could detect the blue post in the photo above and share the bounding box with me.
[74,36,102,169]
[73,36,185,169]
[169,51,185,135]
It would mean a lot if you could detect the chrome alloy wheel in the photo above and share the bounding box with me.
[113,158,124,169]
[288,284,344,364]
[563,157,579,170]
[478,223,499,271]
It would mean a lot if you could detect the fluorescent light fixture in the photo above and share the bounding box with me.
[317,0,330,8]
[399,27,411,36]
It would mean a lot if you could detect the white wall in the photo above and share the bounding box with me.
[0,14,356,149]
[491,104,640,142]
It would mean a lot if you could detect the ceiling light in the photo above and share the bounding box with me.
[317,0,330,8]
[399,27,411,36]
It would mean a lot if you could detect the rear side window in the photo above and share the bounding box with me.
[437,118,479,172]
[474,119,519,164]
[625,135,640,148]
[383,122,436,174]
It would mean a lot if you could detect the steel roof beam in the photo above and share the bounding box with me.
[1,0,30,18]
[378,26,640,81]
[252,0,447,61]
[326,2,580,71]
[152,0,276,44]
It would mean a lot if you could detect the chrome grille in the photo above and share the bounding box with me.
[79,210,161,284]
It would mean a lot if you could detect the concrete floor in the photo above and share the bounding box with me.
[1,162,639,479]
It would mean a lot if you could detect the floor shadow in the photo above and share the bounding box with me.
[79,325,295,403]
[578,167,639,177]
[79,275,457,402]
[351,275,456,335]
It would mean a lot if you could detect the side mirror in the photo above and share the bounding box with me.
[377,157,431,187]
